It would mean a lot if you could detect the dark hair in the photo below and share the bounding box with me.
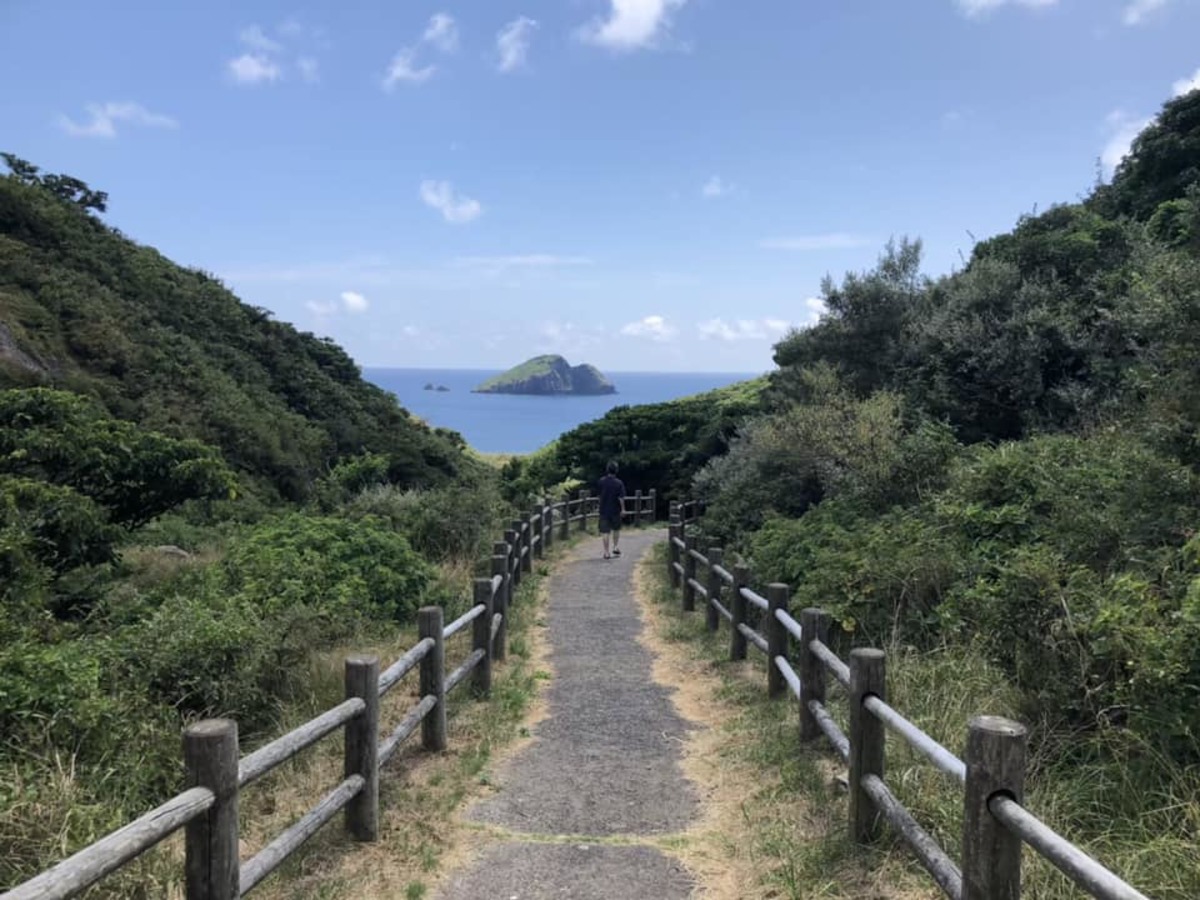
[606,460,618,475]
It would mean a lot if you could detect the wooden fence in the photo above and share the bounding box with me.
[2,491,656,900]
[668,500,1154,900]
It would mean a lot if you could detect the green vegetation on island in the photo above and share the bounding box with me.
[474,354,616,395]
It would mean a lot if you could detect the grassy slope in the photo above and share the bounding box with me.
[475,355,565,391]
[0,175,468,500]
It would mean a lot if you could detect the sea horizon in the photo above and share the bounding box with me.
[365,367,762,455]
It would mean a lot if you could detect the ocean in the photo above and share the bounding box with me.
[364,368,760,455]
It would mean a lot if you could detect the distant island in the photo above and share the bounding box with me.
[423,382,450,392]
[474,354,617,396]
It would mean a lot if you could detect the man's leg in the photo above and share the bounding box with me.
[612,525,621,555]
[601,518,611,557]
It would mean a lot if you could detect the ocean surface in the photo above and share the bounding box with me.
[364,368,759,454]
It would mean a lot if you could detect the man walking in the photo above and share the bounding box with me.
[597,461,625,560]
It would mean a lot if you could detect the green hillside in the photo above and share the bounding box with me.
[0,157,468,501]
[475,354,615,395]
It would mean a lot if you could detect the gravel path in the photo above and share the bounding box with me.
[437,530,696,899]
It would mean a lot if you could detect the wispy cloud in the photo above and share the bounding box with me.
[1123,0,1168,25]
[420,180,483,224]
[383,13,459,89]
[455,254,593,270]
[497,17,538,72]
[58,102,178,138]
[620,314,677,341]
[761,233,873,251]
[1173,67,1200,97]
[227,21,324,86]
[701,175,733,198]
[955,0,1058,18]
[383,49,435,88]
[1102,110,1152,174]
[423,13,459,52]
[697,318,792,341]
[307,290,370,318]
[578,0,688,52]
[341,291,369,313]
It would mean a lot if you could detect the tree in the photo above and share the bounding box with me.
[2,152,107,213]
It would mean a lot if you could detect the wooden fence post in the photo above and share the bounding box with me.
[798,608,829,742]
[634,489,643,526]
[419,607,447,752]
[184,719,239,900]
[491,543,509,662]
[472,578,494,695]
[706,548,724,632]
[508,523,522,589]
[682,532,697,612]
[559,500,569,540]
[523,510,535,571]
[668,516,682,589]
[649,489,657,522]
[849,648,886,843]
[766,584,790,698]
[344,655,380,841]
[962,716,1027,900]
[730,564,749,660]
[578,490,587,532]
[542,499,552,551]
[530,507,543,561]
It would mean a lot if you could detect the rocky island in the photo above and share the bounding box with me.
[473,354,616,396]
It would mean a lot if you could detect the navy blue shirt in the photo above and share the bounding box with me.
[597,474,625,519]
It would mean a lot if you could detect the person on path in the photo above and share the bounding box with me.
[597,461,626,560]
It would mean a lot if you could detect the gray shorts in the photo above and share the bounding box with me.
[598,513,621,534]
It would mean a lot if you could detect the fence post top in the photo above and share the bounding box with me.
[344,654,379,667]
[185,718,236,737]
[969,715,1027,739]
[418,605,442,617]
[709,546,724,559]
[766,582,789,599]
[493,540,509,553]
[801,606,825,617]
[850,647,886,663]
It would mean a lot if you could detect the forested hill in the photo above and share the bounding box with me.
[0,158,467,500]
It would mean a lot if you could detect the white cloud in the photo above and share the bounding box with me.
[58,101,178,138]
[228,53,282,84]
[497,17,538,72]
[306,299,338,316]
[239,25,283,53]
[620,314,677,341]
[401,325,420,338]
[297,57,320,83]
[419,180,483,224]
[384,49,435,88]
[1102,110,1153,174]
[701,175,732,198]
[423,13,459,52]
[955,0,1058,17]
[341,291,369,313]
[761,233,873,251]
[804,297,828,321]
[1173,67,1200,97]
[578,0,687,52]
[697,317,794,341]
[1123,0,1168,25]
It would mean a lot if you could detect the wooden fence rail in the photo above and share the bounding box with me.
[3,492,639,900]
[667,499,1155,900]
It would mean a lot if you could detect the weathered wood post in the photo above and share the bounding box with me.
[530,507,543,561]
[184,719,239,900]
[542,500,553,551]
[523,510,535,571]
[706,548,724,632]
[668,515,682,589]
[649,488,657,522]
[634,489,643,527]
[798,608,830,742]
[766,584,790,698]
[962,716,1027,900]
[559,500,569,540]
[472,578,494,695]
[849,648,886,843]
[508,523,522,589]
[682,531,697,612]
[731,564,750,661]
[344,655,380,841]
[419,607,447,752]
[578,490,587,532]
[491,543,509,662]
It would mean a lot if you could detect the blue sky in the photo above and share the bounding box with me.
[2,1,1197,372]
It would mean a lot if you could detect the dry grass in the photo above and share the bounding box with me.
[634,545,938,900]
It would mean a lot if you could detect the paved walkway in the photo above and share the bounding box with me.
[437,530,697,899]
